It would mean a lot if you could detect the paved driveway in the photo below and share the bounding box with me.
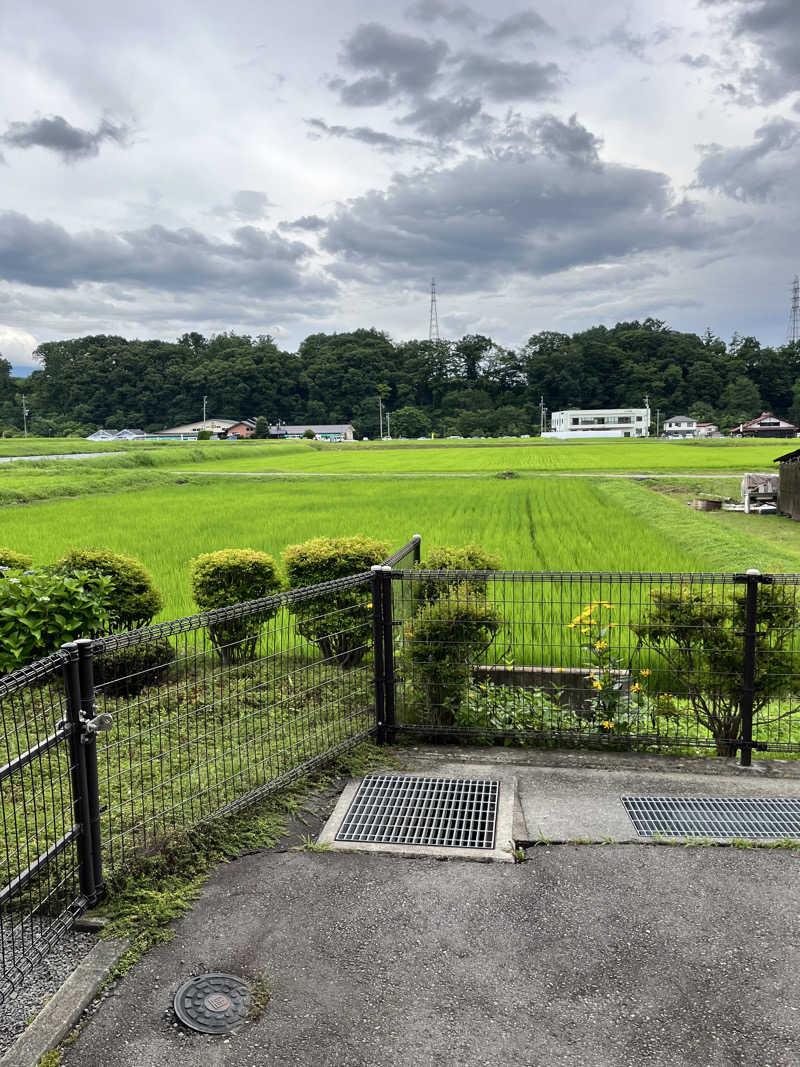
[64,843,799,1067]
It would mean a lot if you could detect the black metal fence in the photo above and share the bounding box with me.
[4,544,800,1001]
[385,569,800,760]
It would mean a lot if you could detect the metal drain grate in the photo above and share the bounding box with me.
[173,973,251,1034]
[337,774,499,849]
[622,795,800,839]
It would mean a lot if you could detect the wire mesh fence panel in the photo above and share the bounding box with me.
[90,572,377,871]
[752,575,800,753]
[0,652,87,1003]
[390,570,800,756]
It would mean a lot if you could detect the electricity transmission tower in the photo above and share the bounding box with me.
[789,274,800,346]
[428,278,440,342]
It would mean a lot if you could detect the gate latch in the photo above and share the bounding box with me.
[84,713,114,736]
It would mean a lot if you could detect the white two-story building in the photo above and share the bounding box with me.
[543,406,651,439]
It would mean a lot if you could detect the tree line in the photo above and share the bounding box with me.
[2,318,799,439]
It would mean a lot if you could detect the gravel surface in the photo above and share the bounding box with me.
[0,928,96,1055]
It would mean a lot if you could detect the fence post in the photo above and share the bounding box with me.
[412,534,422,565]
[62,643,97,905]
[371,567,386,745]
[76,639,105,902]
[380,566,397,745]
[739,569,761,768]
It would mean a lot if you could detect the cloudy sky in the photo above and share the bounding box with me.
[1,0,799,369]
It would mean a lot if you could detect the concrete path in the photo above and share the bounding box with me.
[401,746,800,844]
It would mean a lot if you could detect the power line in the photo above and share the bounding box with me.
[428,278,440,342]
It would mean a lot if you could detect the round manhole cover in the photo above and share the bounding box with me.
[173,973,251,1034]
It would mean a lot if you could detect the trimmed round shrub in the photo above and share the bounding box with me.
[406,583,501,728]
[0,548,33,571]
[190,549,282,664]
[413,542,501,609]
[282,536,389,668]
[54,549,162,631]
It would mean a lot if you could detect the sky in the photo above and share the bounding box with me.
[1,0,799,369]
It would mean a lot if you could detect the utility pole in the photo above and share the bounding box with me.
[378,395,384,440]
[202,395,207,431]
[21,394,29,437]
[539,395,546,436]
[656,409,661,436]
[386,413,391,439]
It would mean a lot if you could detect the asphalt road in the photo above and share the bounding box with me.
[64,843,799,1067]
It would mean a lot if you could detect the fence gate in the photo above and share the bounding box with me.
[0,640,105,1002]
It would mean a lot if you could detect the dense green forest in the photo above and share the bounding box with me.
[2,319,800,438]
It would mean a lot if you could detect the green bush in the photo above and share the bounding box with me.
[632,583,800,756]
[190,549,282,664]
[455,681,567,742]
[196,429,212,440]
[406,584,501,727]
[93,640,176,697]
[413,542,501,609]
[54,549,162,631]
[283,536,389,668]
[302,428,316,439]
[0,548,34,571]
[0,570,112,674]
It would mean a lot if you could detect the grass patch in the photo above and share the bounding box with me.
[4,475,794,617]
[248,974,272,1021]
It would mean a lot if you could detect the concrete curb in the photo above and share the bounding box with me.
[0,938,128,1067]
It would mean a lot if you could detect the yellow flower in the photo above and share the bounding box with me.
[591,678,603,690]
[631,683,640,692]
[594,640,608,650]
[639,669,651,677]
[601,720,614,730]
[567,623,577,629]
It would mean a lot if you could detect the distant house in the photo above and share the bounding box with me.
[729,412,798,438]
[695,422,720,438]
[543,407,650,439]
[270,423,355,442]
[114,429,146,440]
[663,415,696,438]
[226,419,256,438]
[85,429,118,442]
[775,448,800,520]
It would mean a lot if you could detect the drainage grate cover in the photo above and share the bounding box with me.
[336,774,499,849]
[622,795,800,839]
[173,973,251,1034]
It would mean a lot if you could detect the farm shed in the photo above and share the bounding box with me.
[775,448,800,520]
[271,423,355,441]
[741,472,778,513]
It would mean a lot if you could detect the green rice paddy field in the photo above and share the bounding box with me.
[1,435,799,617]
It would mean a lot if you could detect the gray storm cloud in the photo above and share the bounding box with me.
[2,115,129,161]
